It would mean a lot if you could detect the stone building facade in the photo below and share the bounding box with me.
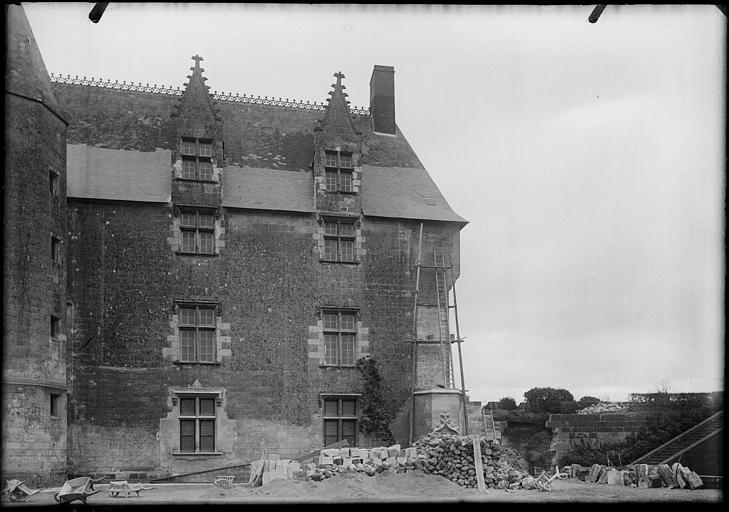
[3,5,468,485]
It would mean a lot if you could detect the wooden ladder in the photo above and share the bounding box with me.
[433,250,454,388]
[482,407,498,441]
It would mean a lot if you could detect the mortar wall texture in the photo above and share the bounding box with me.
[5,4,467,482]
[546,413,650,458]
[3,4,69,487]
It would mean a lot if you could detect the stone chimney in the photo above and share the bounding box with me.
[369,65,396,135]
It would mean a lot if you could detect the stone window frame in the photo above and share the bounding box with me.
[321,308,358,367]
[179,137,215,182]
[175,393,220,454]
[324,149,355,193]
[174,207,220,256]
[321,394,360,446]
[165,301,231,364]
[320,216,357,263]
[172,301,220,364]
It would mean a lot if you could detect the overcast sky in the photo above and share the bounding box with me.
[22,3,725,404]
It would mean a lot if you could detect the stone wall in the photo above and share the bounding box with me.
[65,195,461,477]
[546,412,649,458]
[3,88,68,485]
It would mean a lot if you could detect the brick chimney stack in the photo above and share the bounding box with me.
[369,65,396,135]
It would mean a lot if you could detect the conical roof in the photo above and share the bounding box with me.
[173,54,219,123]
[319,71,357,136]
[5,4,64,118]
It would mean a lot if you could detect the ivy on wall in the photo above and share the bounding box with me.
[355,356,395,445]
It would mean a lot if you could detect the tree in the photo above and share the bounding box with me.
[577,396,601,409]
[497,397,518,410]
[523,387,574,413]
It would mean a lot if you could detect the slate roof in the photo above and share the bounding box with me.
[51,83,424,170]
[67,144,171,202]
[55,71,466,224]
[222,166,314,213]
[361,166,467,224]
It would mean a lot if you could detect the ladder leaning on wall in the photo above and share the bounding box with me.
[408,223,469,444]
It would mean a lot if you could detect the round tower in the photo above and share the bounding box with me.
[3,3,69,486]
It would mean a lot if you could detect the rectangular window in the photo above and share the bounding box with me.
[323,150,355,192]
[322,397,357,446]
[50,169,59,196]
[178,395,217,453]
[50,393,60,417]
[50,315,61,341]
[322,218,356,263]
[51,236,61,263]
[322,310,357,366]
[179,210,216,255]
[179,138,214,181]
[339,153,353,168]
[178,304,217,362]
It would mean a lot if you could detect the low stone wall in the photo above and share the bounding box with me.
[546,412,649,457]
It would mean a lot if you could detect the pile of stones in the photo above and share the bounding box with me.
[412,432,536,490]
[577,402,626,414]
[306,445,419,481]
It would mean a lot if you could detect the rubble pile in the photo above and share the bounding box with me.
[577,402,626,414]
[306,445,419,482]
[253,434,534,491]
[412,433,534,490]
[565,461,705,489]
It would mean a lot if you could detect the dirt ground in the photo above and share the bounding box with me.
[6,471,722,506]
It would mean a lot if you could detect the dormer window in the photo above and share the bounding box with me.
[324,150,354,193]
[180,138,214,181]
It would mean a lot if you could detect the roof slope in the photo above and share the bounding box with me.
[361,166,467,224]
[67,144,171,202]
[5,4,64,118]
[222,166,314,213]
[51,83,424,170]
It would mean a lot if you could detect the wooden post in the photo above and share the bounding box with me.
[472,435,486,493]
[409,222,424,445]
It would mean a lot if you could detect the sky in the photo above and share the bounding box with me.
[21,3,725,404]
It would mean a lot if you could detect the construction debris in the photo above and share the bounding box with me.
[246,432,533,492]
[107,480,155,498]
[1,479,42,502]
[562,461,704,490]
[577,402,627,414]
[413,432,532,490]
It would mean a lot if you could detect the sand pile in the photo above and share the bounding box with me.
[201,470,474,500]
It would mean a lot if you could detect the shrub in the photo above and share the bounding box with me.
[355,357,395,445]
[559,400,580,414]
[617,392,716,463]
[523,387,574,413]
[559,439,627,467]
[577,396,601,409]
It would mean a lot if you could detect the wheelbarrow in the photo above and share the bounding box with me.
[2,479,42,502]
[53,476,100,505]
[107,480,155,497]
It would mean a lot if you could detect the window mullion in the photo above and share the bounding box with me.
[195,398,200,452]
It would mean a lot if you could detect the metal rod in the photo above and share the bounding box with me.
[451,267,468,435]
[409,222,423,445]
